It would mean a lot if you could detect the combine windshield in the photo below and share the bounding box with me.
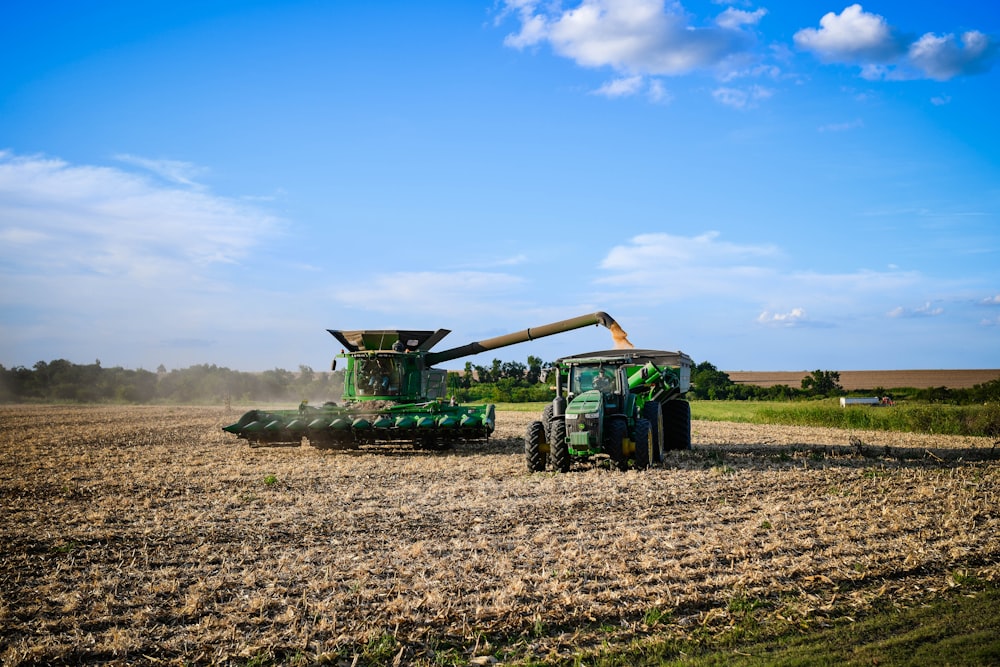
[355,356,403,396]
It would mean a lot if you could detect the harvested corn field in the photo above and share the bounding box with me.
[727,369,1000,390]
[1,405,998,665]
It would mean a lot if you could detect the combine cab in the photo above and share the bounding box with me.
[223,312,624,451]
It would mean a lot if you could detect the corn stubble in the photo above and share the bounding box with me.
[1,406,997,665]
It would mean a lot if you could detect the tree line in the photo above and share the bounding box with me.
[1,358,997,406]
[0,360,342,405]
[689,362,1000,405]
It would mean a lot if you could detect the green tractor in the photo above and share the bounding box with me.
[525,349,693,472]
[223,312,625,451]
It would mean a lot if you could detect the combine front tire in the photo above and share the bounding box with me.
[525,421,547,472]
[548,419,570,473]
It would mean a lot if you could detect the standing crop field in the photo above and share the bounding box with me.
[1,405,998,665]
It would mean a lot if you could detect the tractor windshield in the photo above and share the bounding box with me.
[570,366,617,394]
[355,356,403,396]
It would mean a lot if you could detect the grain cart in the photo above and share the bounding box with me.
[525,349,693,472]
[223,312,625,451]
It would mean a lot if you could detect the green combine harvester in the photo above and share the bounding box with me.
[223,312,624,451]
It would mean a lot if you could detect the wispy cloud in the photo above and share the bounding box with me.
[592,75,645,97]
[887,302,945,318]
[114,154,208,188]
[757,308,821,328]
[712,84,773,109]
[716,8,767,31]
[0,151,280,283]
[794,4,997,81]
[330,271,527,318]
[594,231,925,325]
[0,151,286,366]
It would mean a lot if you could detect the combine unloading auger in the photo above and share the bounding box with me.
[222,312,622,450]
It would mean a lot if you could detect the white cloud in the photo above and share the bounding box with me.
[908,30,996,81]
[716,8,767,31]
[982,295,1000,306]
[930,94,952,106]
[593,74,645,97]
[592,75,673,102]
[794,4,900,62]
[501,0,759,77]
[794,4,996,81]
[757,308,807,327]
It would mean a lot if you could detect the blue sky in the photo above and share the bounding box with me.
[1,1,998,372]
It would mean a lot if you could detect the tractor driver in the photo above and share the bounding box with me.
[593,369,613,392]
[577,369,596,392]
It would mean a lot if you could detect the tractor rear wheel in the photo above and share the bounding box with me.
[605,417,629,471]
[633,418,653,470]
[663,400,692,451]
[549,419,570,473]
[525,421,547,472]
[642,401,664,463]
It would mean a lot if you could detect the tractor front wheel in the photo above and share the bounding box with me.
[549,418,570,473]
[525,421,547,472]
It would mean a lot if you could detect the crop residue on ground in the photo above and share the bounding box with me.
[1,405,997,665]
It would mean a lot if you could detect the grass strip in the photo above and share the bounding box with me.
[532,583,1000,667]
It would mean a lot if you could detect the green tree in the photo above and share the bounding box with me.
[526,355,544,385]
[690,361,734,400]
[499,360,527,381]
[801,369,843,396]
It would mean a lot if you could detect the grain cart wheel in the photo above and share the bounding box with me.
[633,418,653,470]
[605,417,629,471]
[663,399,692,451]
[549,418,570,473]
[525,421,547,472]
[642,401,665,463]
